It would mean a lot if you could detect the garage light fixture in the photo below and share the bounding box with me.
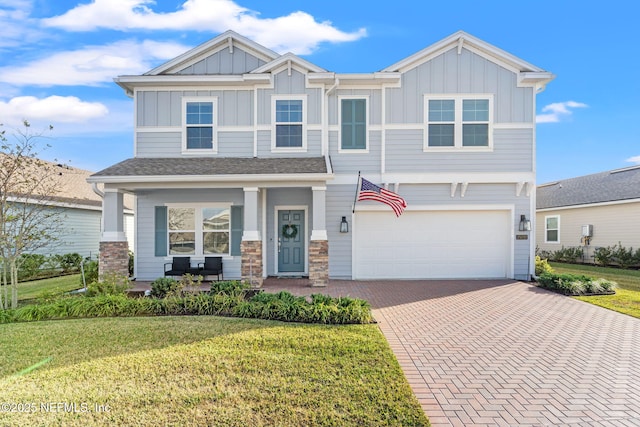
[519,214,531,232]
[340,216,349,233]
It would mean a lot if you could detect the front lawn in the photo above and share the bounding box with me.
[0,316,429,426]
[550,262,640,318]
[16,274,82,304]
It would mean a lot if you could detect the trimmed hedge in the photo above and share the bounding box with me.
[537,272,616,296]
[0,285,374,325]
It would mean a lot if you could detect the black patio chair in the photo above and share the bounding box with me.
[164,256,191,278]
[198,256,223,281]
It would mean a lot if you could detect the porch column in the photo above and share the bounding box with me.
[241,187,263,287]
[310,186,329,287]
[99,189,129,279]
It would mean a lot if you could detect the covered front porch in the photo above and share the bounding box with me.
[87,157,333,287]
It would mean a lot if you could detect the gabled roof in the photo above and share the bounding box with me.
[144,30,279,76]
[537,166,640,209]
[383,30,554,89]
[250,52,326,74]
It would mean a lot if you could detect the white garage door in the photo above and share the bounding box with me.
[353,210,511,279]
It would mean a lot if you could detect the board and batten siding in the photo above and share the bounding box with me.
[137,90,253,127]
[175,46,266,75]
[386,48,534,125]
[135,189,244,281]
[536,201,640,263]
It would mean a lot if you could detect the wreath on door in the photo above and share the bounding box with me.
[282,224,298,239]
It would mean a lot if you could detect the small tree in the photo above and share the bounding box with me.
[0,121,64,309]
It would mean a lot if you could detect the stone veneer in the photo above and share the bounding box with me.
[241,240,263,288]
[309,240,329,287]
[99,241,129,278]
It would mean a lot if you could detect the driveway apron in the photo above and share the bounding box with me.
[262,279,640,426]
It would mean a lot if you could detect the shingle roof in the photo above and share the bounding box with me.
[91,157,329,177]
[537,166,640,209]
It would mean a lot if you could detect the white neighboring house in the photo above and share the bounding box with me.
[15,160,135,260]
[89,30,554,285]
[536,165,640,262]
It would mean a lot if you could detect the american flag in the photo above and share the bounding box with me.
[357,177,407,217]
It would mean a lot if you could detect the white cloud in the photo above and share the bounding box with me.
[0,0,44,49]
[42,0,366,54]
[0,95,109,124]
[0,39,190,86]
[626,156,640,165]
[536,101,588,123]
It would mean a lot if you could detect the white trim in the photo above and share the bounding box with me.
[329,171,534,185]
[271,95,308,152]
[537,198,640,212]
[423,94,494,151]
[181,97,218,154]
[544,215,560,244]
[274,205,308,275]
[310,230,328,240]
[338,95,370,153]
[101,231,127,242]
[261,189,267,278]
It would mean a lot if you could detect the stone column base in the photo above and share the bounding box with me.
[309,240,329,287]
[99,241,129,279]
[241,240,263,288]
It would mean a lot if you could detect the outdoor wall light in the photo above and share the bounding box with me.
[340,216,349,233]
[519,214,531,232]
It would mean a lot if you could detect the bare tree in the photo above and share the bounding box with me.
[0,121,64,309]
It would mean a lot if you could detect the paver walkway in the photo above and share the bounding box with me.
[260,278,640,426]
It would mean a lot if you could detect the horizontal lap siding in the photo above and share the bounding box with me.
[384,128,532,173]
[33,207,101,259]
[328,131,381,174]
[137,132,181,157]
[136,189,244,281]
[218,131,253,157]
[535,202,640,262]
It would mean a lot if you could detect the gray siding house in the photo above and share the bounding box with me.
[89,30,554,285]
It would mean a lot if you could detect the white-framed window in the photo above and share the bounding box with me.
[424,95,493,150]
[545,215,560,243]
[272,95,306,151]
[182,97,217,153]
[167,205,230,255]
[339,97,368,152]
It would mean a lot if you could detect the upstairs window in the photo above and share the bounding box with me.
[183,98,216,152]
[425,96,492,149]
[273,97,305,150]
[340,98,367,150]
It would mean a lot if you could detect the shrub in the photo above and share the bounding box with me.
[594,245,616,266]
[209,280,249,296]
[537,272,616,295]
[612,243,637,268]
[18,254,47,280]
[59,253,83,273]
[535,256,554,276]
[85,272,131,297]
[548,246,583,263]
[150,277,182,298]
[82,259,99,286]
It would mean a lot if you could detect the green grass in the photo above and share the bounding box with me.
[0,316,429,426]
[550,262,640,319]
[16,274,82,303]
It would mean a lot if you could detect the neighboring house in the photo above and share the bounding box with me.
[88,30,554,285]
[536,166,640,262]
[6,158,135,260]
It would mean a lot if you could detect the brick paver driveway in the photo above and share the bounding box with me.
[262,278,640,426]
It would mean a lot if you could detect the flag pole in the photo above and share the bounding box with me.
[352,171,361,214]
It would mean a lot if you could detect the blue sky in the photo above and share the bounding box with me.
[1,0,638,184]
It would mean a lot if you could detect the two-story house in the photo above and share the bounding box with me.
[88,30,554,286]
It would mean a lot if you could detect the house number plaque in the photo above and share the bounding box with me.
[516,235,528,240]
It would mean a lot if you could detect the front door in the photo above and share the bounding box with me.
[278,210,305,273]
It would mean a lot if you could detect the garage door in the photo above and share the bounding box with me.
[353,210,511,279]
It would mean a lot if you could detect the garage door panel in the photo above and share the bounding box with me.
[354,210,510,279]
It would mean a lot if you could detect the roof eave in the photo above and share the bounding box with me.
[87,172,334,185]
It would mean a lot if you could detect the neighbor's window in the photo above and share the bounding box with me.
[274,98,304,149]
[545,216,560,243]
[341,98,367,150]
[425,96,492,149]
[184,99,216,150]
[168,206,230,255]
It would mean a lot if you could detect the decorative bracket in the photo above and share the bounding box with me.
[450,182,459,198]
